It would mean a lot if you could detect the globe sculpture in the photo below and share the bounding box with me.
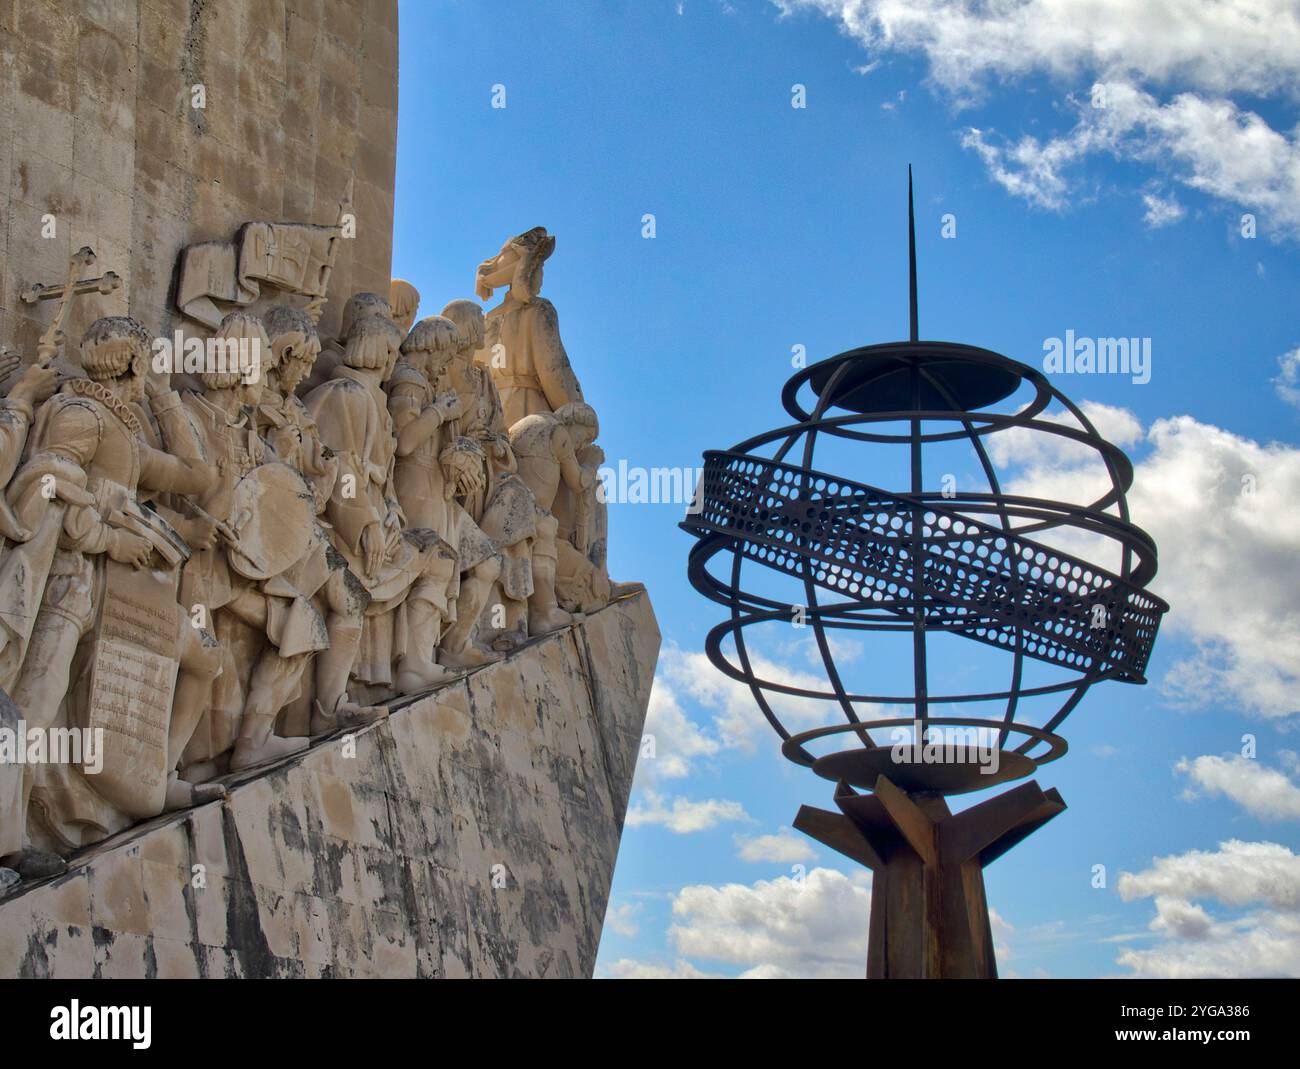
[681,174,1169,978]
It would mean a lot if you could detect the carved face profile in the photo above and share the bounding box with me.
[475,227,555,303]
[267,332,319,394]
[280,336,320,394]
[263,305,321,394]
[389,279,421,334]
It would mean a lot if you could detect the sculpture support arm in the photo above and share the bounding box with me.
[140,389,217,497]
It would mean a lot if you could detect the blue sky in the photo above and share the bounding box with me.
[393,0,1300,977]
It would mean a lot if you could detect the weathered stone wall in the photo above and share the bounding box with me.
[0,0,397,350]
[0,593,658,978]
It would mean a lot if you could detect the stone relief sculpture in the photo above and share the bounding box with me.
[389,279,421,336]
[304,314,456,699]
[176,222,341,331]
[2,316,221,877]
[440,299,549,646]
[0,226,633,888]
[388,316,497,670]
[474,227,585,426]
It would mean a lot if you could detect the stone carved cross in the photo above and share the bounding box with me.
[21,246,122,363]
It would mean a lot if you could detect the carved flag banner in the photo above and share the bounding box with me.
[177,222,340,329]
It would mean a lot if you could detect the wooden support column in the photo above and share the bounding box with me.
[794,775,1066,978]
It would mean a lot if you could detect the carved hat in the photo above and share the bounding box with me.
[339,291,392,345]
[202,311,269,389]
[79,316,153,380]
[440,299,485,351]
[343,313,402,372]
[401,315,459,358]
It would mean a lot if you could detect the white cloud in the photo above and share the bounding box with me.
[962,124,1089,211]
[962,83,1300,237]
[635,640,852,789]
[1142,190,1186,228]
[986,399,1143,470]
[1274,346,1300,410]
[774,0,1300,98]
[1120,840,1300,913]
[604,901,643,938]
[735,827,817,863]
[988,907,1016,964]
[640,658,724,782]
[1176,754,1300,820]
[995,409,1300,719]
[1131,417,1300,718]
[1116,839,1300,977]
[625,789,752,834]
[669,867,872,978]
[657,640,841,756]
[598,957,716,978]
[774,1,1300,238]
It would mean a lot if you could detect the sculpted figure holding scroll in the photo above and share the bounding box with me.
[2,317,221,868]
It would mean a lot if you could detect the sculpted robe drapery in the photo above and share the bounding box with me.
[387,363,495,616]
[0,391,44,693]
[305,366,452,686]
[445,359,534,604]
[387,362,456,539]
[6,382,211,852]
[0,392,45,858]
[169,391,329,766]
[478,297,583,427]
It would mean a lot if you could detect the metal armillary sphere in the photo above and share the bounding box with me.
[681,171,1168,978]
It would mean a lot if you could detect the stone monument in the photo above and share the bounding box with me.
[0,1,656,978]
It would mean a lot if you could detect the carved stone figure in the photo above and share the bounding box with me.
[164,313,332,774]
[389,316,500,669]
[2,317,222,869]
[259,305,379,736]
[0,355,62,883]
[441,298,567,646]
[508,402,605,615]
[0,355,64,687]
[474,228,584,427]
[304,313,456,697]
[0,225,636,876]
[298,290,393,399]
[389,279,421,336]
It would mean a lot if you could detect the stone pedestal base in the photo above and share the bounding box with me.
[0,593,658,978]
